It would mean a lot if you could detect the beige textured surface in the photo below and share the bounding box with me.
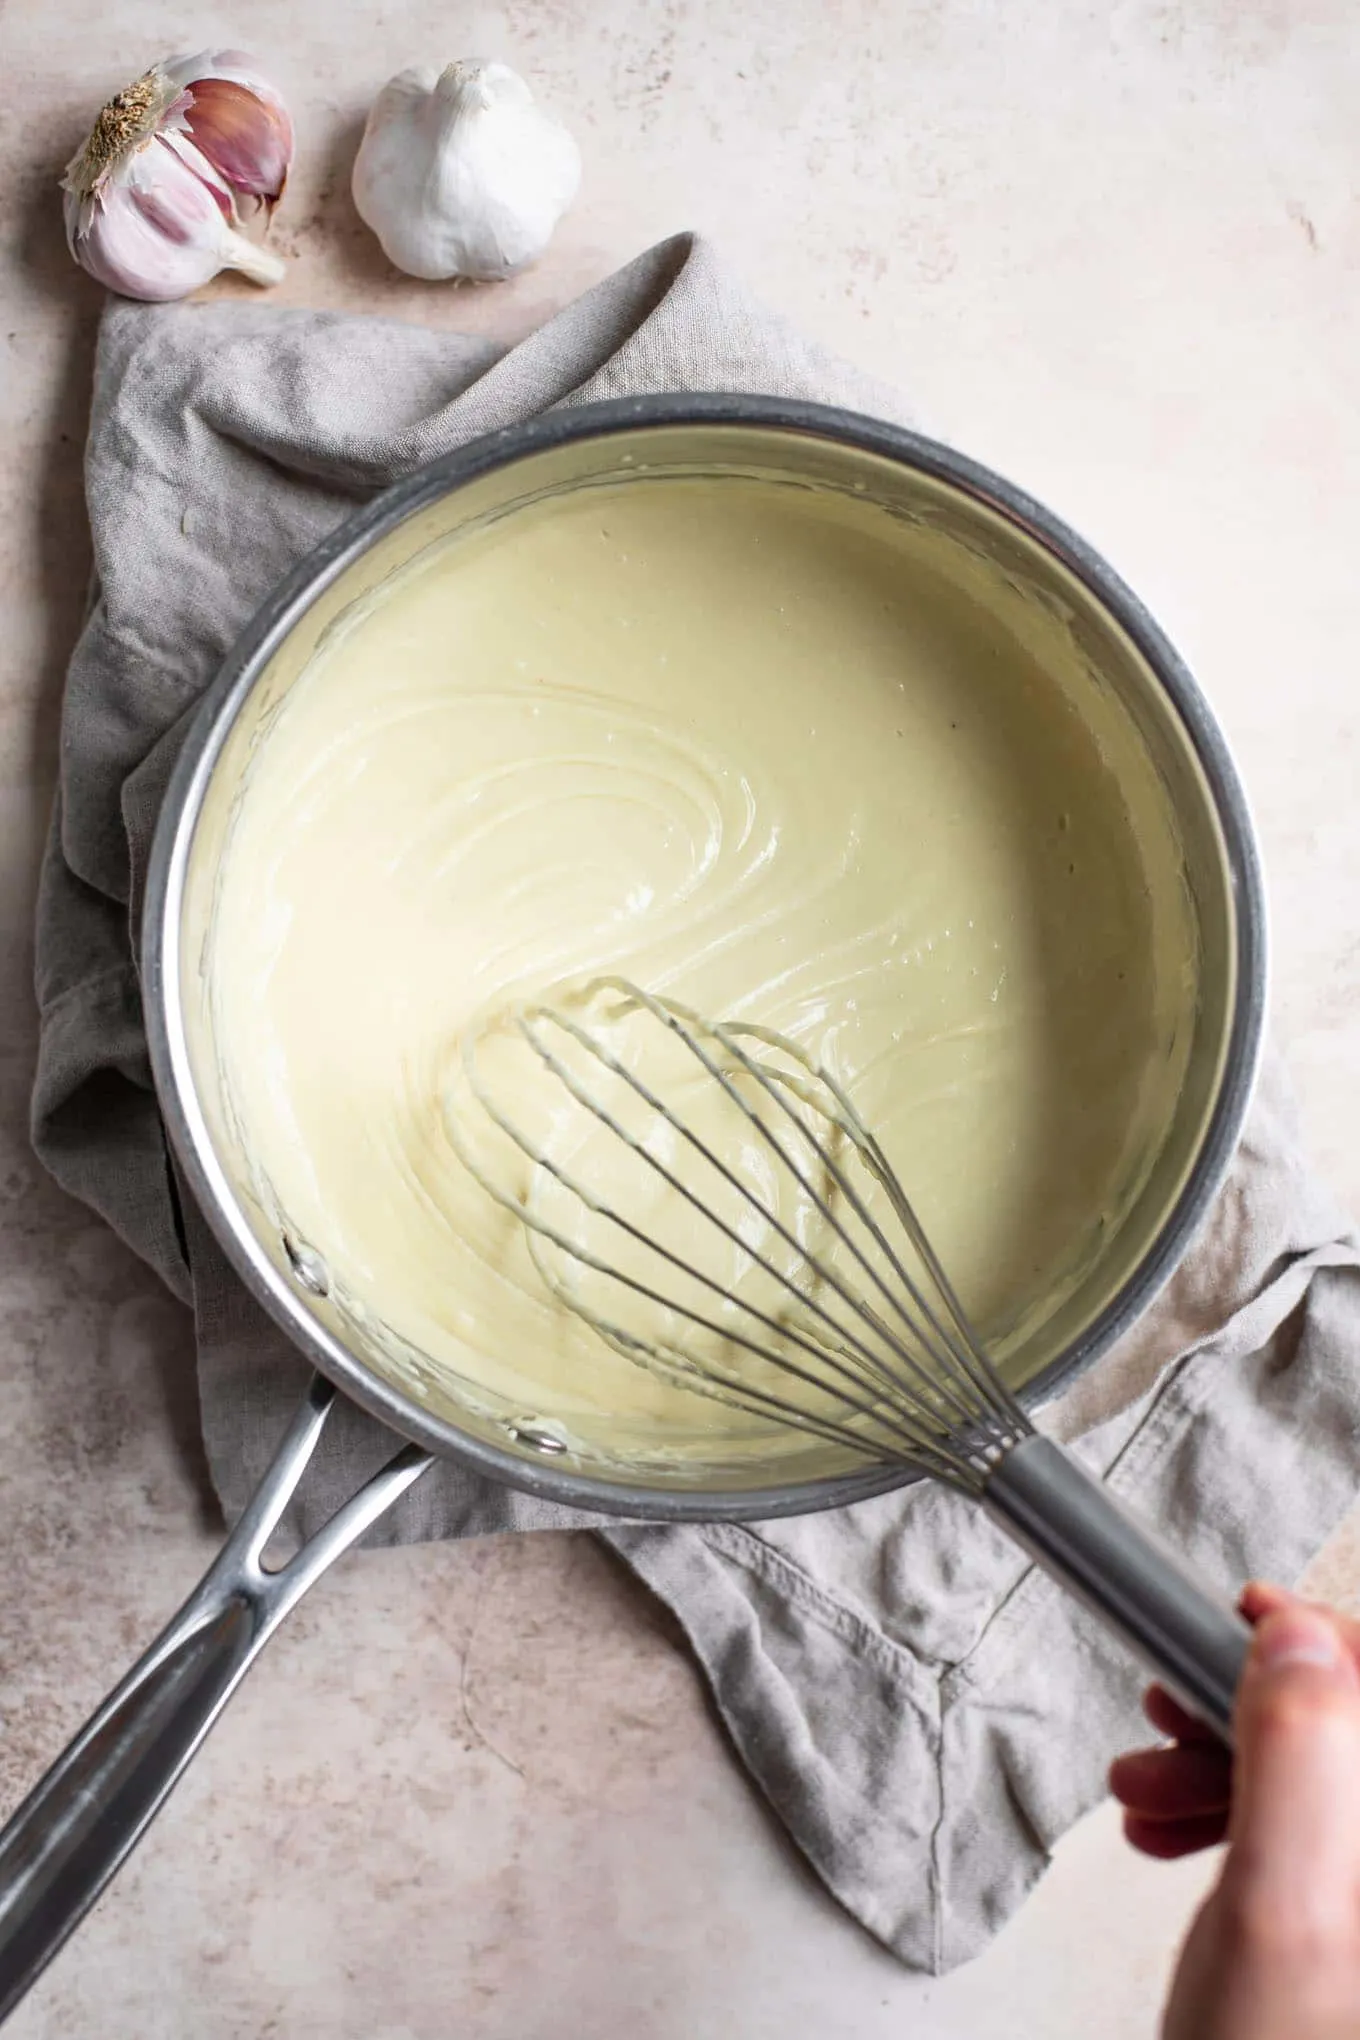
[2,3,1359,2033]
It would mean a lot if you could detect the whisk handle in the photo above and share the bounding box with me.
[983,1434,1251,1744]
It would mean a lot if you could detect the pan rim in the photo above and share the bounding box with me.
[141,393,1267,1523]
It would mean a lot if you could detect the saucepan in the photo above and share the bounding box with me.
[0,396,1266,2019]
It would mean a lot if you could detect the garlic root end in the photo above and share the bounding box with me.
[221,230,287,287]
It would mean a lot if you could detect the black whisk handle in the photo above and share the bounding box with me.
[982,1434,1251,1744]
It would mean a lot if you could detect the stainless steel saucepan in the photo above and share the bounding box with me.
[0,396,1266,2020]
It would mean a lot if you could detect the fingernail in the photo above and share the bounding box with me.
[1255,1607,1344,1671]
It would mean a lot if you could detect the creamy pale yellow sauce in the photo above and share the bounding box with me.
[205,471,1194,1469]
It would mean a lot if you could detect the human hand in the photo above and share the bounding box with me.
[1110,1584,1360,2039]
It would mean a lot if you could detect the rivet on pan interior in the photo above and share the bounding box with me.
[509,1423,569,1456]
[282,1235,330,1296]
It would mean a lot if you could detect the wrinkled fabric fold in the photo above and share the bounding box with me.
[31,232,1360,1972]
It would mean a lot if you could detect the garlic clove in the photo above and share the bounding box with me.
[62,52,292,301]
[170,77,291,206]
[352,59,581,283]
[159,49,293,208]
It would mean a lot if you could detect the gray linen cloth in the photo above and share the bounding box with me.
[32,231,1360,1973]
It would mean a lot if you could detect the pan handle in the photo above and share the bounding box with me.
[0,1374,432,2024]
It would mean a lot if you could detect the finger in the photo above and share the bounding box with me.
[1241,1581,1360,1671]
[1240,1580,1291,1624]
[1226,1606,1360,1908]
[1110,1741,1232,1820]
[1123,1810,1229,1860]
[1144,1683,1219,1745]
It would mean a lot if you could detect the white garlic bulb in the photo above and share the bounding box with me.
[351,61,580,282]
[63,50,293,302]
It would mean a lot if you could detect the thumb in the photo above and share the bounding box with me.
[1227,1604,1360,1918]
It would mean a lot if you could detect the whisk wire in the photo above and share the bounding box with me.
[651,996,1003,1420]
[452,1023,961,1468]
[592,982,1030,1447]
[594,1321,960,1472]
[517,1000,976,1435]
[853,1114,1026,1428]
[446,979,1040,1478]
[789,1042,1030,1433]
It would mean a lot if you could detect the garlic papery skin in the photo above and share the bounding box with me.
[62,50,293,302]
[352,61,580,282]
